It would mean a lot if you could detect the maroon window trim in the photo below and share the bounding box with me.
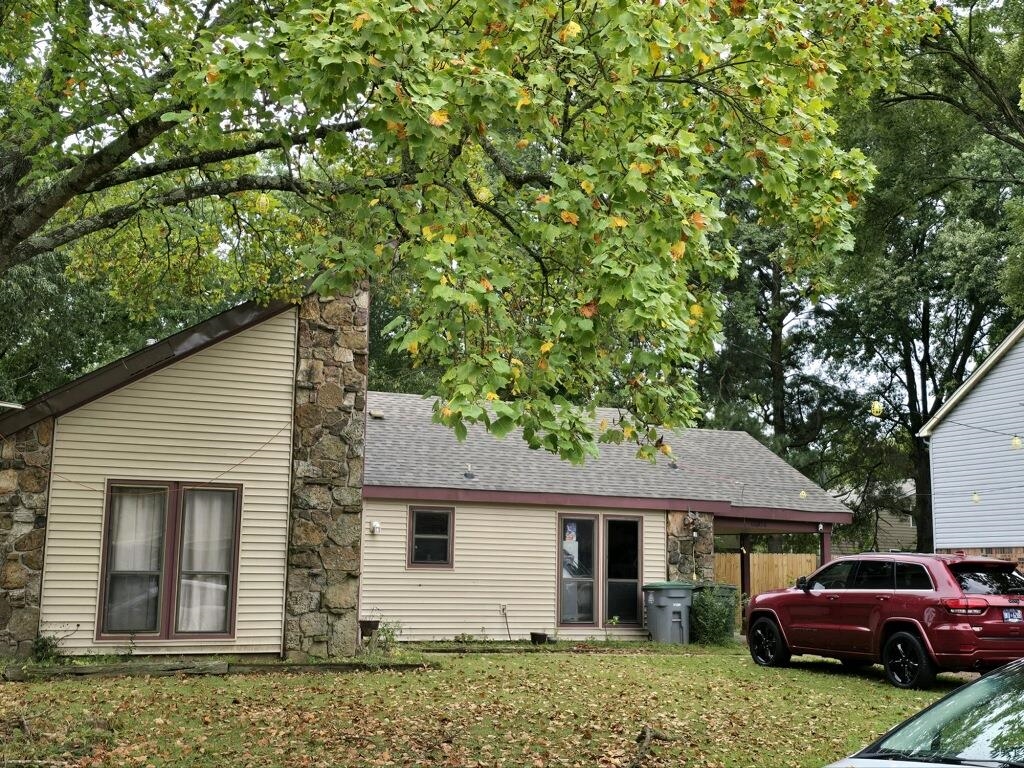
[557,513,645,629]
[557,513,600,629]
[96,479,242,642]
[407,506,455,569]
[603,515,644,627]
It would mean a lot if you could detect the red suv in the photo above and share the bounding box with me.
[745,553,1024,688]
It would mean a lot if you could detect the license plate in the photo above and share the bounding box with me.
[1004,608,1023,623]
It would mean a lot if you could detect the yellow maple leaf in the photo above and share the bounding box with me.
[659,443,673,456]
[670,240,686,260]
[535,194,551,204]
[623,425,635,439]
[429,109,450,127]
[367,54,384,68]
[580,179,594,194]
[353,11,372,30]
[421,225,438,241]
[407,340,419,354]
[480,277,493,291]
[558,20,582,43]
[599,418,609,431]
[485,391,500,401]
[516,89,532,110]
[610,215,628,228]
[537,357,549,371]
[649,42,662,62]
[690,211,707,230]
[629,161,655,175]
[539,340,554,354]
[515,138,530,149]
[690,303,704,318]
[560,210,580,226]
[442,233,458,245]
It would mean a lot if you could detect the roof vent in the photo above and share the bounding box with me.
[464,463,475,479]
[368,410,385,420]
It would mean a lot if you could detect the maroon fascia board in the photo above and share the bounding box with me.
[0,299,294,438]
[362,485,852,525]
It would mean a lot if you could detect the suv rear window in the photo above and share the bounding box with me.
[950,564,1024,595]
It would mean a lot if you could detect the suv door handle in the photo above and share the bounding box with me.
[875,595,891,601]
[825,594,840,601]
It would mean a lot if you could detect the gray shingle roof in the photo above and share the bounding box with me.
[364,391,849,516]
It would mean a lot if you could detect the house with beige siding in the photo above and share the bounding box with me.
[920,318,1024,565]
[0,294,851,656]
[0,294,369,659]
[362,392,851,641]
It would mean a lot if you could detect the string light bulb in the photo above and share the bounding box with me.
[1013,436,1022,450]
[870,400,884,417]
[972,491,982,504]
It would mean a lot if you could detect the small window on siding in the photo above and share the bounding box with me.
[409,508,453,567]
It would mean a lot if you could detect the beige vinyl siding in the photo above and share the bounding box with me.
[40,309,297,655]
[360,499,667,641]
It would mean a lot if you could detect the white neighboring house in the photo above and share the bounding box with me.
[919,319,1024,565]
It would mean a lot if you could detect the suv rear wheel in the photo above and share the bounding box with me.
[748,617,791,667]
[882,631,936,689]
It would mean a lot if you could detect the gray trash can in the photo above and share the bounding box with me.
[643,581,695,644]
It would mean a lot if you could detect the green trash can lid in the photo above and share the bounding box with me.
[643,581,696,589]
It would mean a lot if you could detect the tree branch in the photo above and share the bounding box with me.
[6,170,410,268]
[83,120,364,194]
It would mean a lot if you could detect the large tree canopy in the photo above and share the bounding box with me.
[1,0,931,460]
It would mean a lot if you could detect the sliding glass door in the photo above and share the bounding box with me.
[558,515,641,627]
[559,517,595,624]
[605,519,640,624]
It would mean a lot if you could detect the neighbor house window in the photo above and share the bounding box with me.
[99,482,241,639]
[408,507,453,567]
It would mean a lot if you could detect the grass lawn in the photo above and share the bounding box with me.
[0,644,956,768]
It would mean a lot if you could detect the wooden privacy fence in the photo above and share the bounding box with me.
[714,553,819,596]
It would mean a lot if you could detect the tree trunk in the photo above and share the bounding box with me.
[911,436,933,552]
[768,261,787,438]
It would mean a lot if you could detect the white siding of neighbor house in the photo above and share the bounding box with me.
[360,499,667,641]
[39,309,297,654]
[931,337,1024,550]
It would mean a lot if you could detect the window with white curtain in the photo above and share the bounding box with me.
[99,482,240,639]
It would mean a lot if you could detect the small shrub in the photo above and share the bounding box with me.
[31,634,65,664]
[453,632,475,643]
[691,585,737,645]
[366,619,401,655]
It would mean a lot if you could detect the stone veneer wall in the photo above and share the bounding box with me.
[666,510,715,583]
[284,292,369,660]
[938,547,1024,568]
[0,419,53,657]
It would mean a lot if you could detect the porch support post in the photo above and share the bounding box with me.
[739,533,752,598]
[819,523,832,566]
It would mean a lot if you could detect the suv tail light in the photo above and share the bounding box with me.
[942,597,989,616]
